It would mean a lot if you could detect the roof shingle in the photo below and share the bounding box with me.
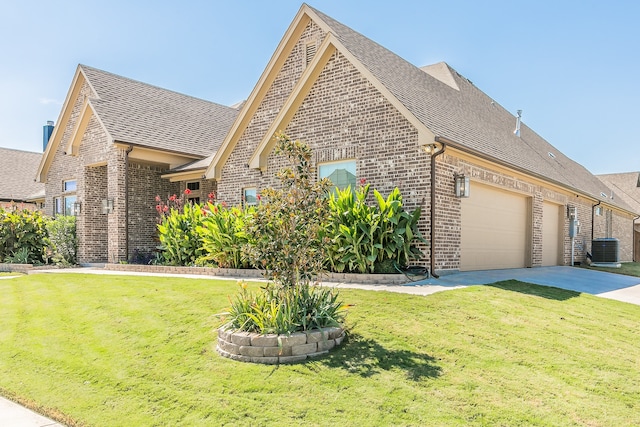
[80,65,239,157]
[0,147,44,201]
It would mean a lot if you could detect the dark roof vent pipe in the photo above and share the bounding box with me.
[513,110,522,137]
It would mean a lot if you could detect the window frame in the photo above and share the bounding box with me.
[243,188,258,206]
[318,159,357,192]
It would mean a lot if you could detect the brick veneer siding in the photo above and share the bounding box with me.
[215,18,635,272]
[44,77,189,264]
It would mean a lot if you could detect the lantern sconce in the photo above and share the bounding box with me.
[102,199,114,214]
[454,173,470,198]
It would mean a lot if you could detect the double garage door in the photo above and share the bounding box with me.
[460,182,562,271]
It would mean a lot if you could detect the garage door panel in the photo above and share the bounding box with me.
[461,183,527,271]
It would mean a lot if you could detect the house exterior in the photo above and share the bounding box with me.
[206,4,637,273]
[39,4,637,272]
[597,172,640,262]
[0,147,45,211]
[36,65,239,264]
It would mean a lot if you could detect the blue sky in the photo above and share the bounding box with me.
[0,0,638,174]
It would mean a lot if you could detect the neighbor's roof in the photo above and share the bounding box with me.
[307,5,632,212]
[0,147,44,201]
[80,65,239,157]
[597,172,640,216]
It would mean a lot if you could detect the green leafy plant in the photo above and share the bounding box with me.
[326,184,427,273]
[157,202,206,266]
[0,208,48,264]
[221,281,348,334]
[196,204,254,269]
[45,215,77,266]
[245,132,332,288]
[223,133,348,335]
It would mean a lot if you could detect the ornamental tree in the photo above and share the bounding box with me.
[246,132,332,288]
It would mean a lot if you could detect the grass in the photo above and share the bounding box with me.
[585,261,640,277]
[1,274,639,426]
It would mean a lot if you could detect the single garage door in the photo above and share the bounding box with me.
[460,182,528,271]
[542,202,562,266]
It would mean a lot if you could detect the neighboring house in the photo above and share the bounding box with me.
[37,65,239,264]
[206,4,638,273]
[597,172,640,261]
[0,147,45,211]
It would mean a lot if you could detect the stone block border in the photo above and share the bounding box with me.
[217,327,345,364]
[103,263,410,285]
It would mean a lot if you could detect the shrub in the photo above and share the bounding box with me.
[157,202,206,266]
[325,183,427,273]
[245,133,332,288]
[221,281,348,334]
[46,215,77,266]
[0,208,48,264]
[223,133,347,335]
[197,204,254,269]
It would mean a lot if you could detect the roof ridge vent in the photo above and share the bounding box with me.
[420,62,460,91]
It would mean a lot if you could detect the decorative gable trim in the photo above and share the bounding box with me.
[37,65,90,182]
[248,32,436,171]
[207,4,436,178]
[205,7,314,180]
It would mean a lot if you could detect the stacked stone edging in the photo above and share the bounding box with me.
[217,327,345,364]
[103,264,410,284]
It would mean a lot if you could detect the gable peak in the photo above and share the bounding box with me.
[420,62,460,91]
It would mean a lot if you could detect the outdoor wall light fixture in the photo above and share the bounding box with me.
[73,202,82,216]
[102,199,114,214]
[423,142,444,156]
[454,173,470,198]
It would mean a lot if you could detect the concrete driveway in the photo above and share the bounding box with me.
[411,266,640,305]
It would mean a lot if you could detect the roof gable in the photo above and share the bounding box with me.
[206,3,436,179]
[38,64,239,182]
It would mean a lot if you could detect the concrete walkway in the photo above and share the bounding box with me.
[3,265,640,425]
[0,397,63,426]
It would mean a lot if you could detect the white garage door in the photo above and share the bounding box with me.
[461,182,528,271]
[542,202,562,266]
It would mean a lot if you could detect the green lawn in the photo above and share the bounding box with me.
[1,274,639,426]
[586,261,640,277]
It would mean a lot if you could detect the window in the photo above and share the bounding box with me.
[185,181,201,204]
[64,195,77,216]
[244,188,257,206]
[595,206,603,216]
[54,197,62,216]
[319,160,356,191]
[63,180,77,192]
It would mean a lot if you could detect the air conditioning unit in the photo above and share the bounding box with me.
[591,238,619,263]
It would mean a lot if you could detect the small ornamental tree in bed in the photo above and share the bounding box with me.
[220,133,348,335]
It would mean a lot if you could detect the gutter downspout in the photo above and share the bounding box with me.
[591,200,601,244]
[124,145,133,262]
[429,141,446,278]
[634,215,640,262]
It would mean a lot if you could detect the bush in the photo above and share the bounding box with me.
[46,215,77,266]
[222,133,347,335]
[245,133,331,288]
[0,208,48,264]
[197,204,254,269]
[221,281,348,334]
[157,203,206,266]
[325,184,427,273]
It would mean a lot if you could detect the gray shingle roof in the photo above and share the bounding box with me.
[308,6,634,213]
[0,147,44,201]
[597,172,640,215]
[80,65,239,157]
